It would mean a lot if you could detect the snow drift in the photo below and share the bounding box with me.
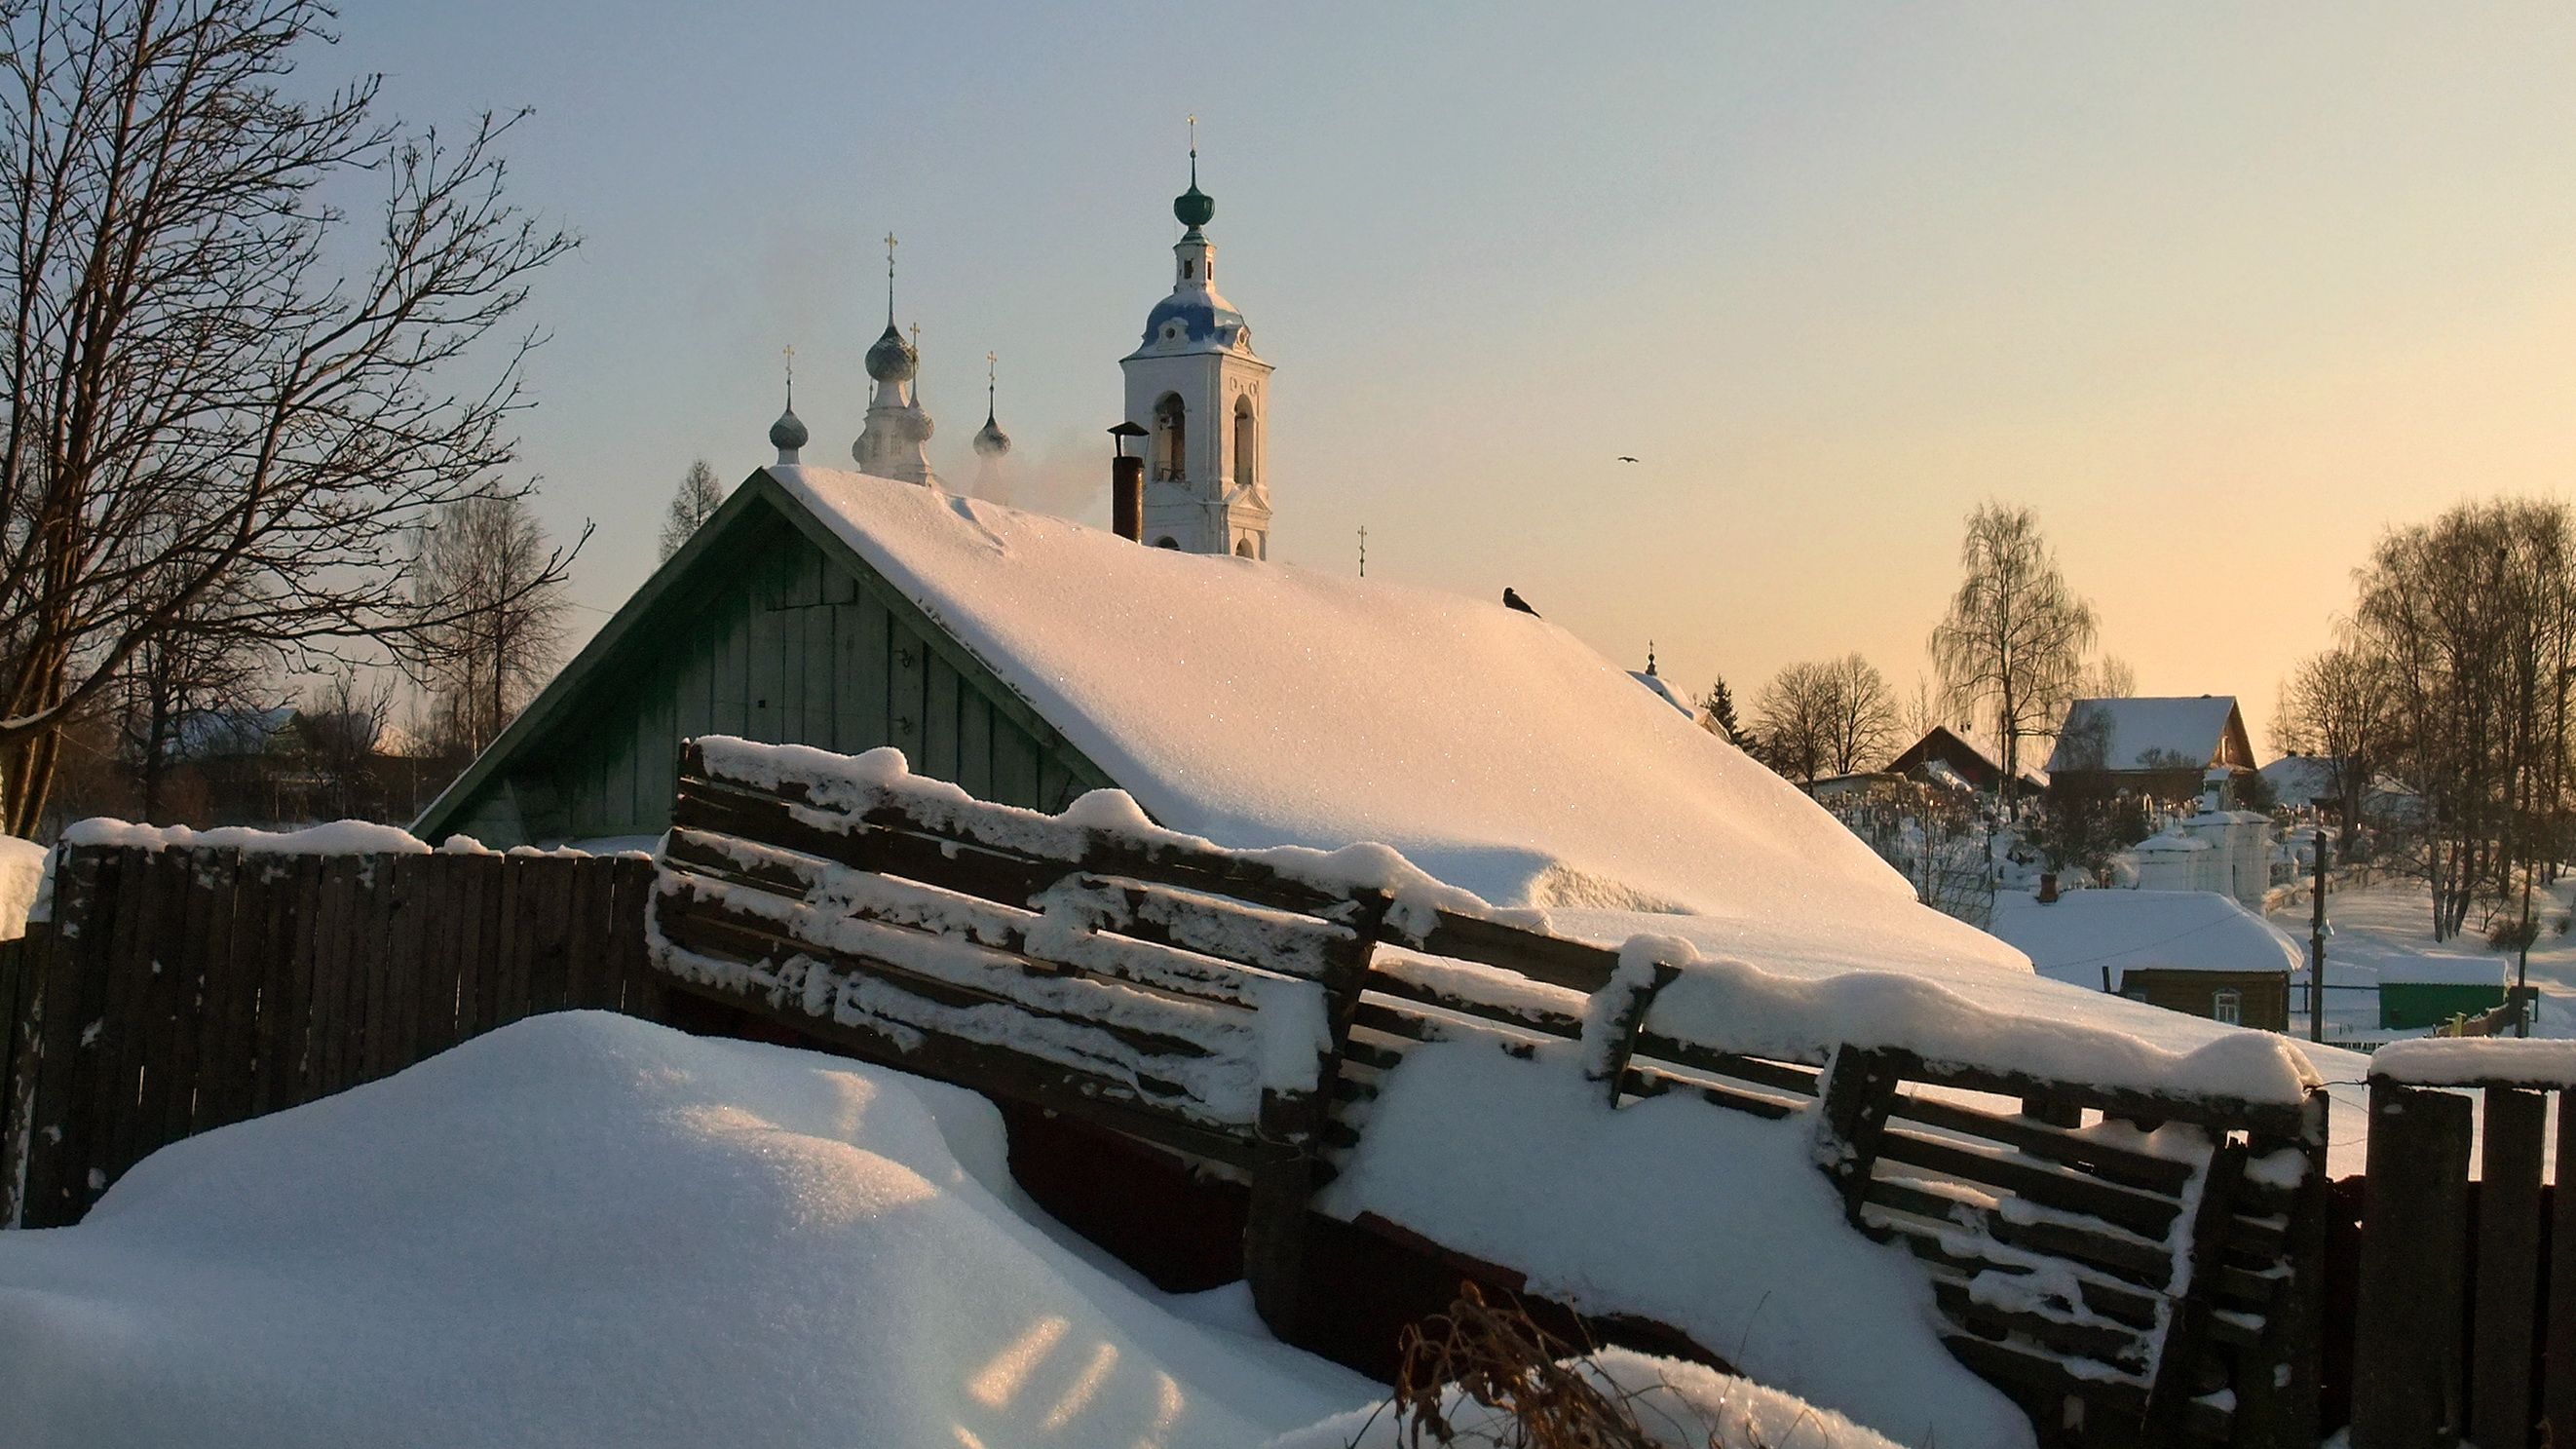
[0,1011,1379,1449]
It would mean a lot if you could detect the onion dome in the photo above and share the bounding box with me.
[1174,178,1213,232]
[973,407,1010,458]
[769,403,808,454]
[864,322,917,383]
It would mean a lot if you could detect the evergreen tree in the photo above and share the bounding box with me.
[659,460,727,561]
[1697,677,1755,752]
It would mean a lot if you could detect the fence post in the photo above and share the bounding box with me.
[1816,1045,1910,1227]
[2474,1087,2546,1449]
[2551,1089,2576,1445]
[2352,1078,2473,1449]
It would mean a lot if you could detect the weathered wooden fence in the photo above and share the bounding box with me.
[654,737,2331,1448]
[2342,1043,2576,1449]
[0,844,660,1229]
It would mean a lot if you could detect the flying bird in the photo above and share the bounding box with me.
[1502,588,1539,617]
[1616,456,1639,463]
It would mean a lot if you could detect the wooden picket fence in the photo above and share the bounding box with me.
[0,844,660,1229]
[2346,1049,2576,1449]
[653,738,2332,1448]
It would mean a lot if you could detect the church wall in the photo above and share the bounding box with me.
[457,500,1114,846]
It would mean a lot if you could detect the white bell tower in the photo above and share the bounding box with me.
[1120,143,1272,557]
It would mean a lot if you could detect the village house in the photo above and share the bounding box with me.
[2042,694,2258,806]
[1989,887,2299,1031]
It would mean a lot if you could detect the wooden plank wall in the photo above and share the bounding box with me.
[539,515,1110,843]
[0,845,661,1230]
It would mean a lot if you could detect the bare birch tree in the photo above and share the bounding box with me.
[0,0,578,834]
[412,492,567,756]
[1929,503,2097,798]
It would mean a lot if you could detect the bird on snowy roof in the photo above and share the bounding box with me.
[1502,588,1539,617]
[1616,456,1639,463]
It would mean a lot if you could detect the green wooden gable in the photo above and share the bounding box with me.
[414,471,1119,847]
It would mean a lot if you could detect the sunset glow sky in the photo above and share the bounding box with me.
[343,3,2576,751]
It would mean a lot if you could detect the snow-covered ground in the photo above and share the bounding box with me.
[0,1012,1379,1449]
[2267,874,2576,1045]
[0,1011,1927,1449]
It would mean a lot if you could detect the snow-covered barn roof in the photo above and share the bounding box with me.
[2043,696,2252,776]
[1989,888,2301,991]
[766,467,2022,976]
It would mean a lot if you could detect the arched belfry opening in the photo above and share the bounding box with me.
[1234,538,1255,557]
[1232,394,1257,487]
[1152,394,1187,481]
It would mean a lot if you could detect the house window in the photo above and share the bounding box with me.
[2212,989,2242,1026]
[1152,394,1186,481]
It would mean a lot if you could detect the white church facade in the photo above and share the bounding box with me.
[1120,159,1273,557]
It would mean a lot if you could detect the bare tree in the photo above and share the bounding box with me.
[413,493,568,755]
[0,0,578,834]
[658,458,725,562]
[1930,503,2098,799]
[2271,643,2395,827]
[2076,654,2136,700]
[301,664,391,819]
[115,580,270,821]
[1754,654,1897,782]
[2349,498,2576,938]
[1895,674,1948,744]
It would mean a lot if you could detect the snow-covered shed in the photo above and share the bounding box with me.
[2378,955,2509,1030]
[2043,695,2257,805]
[1989,888,2299,1030]
[416,466,2022,976]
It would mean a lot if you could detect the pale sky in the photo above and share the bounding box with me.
[336,3,2576,755]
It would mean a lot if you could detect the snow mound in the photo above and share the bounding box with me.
[1263,1344,1905,1449]
[58,817,429,856]
[768,467,2021,980]
[0,1011,1378,1449]
[0,834,45,939]
[1992,890,2303,990]
[1314,1037,2037,1449]
[2374,1037,2576,1087]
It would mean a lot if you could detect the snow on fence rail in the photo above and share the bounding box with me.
[0,840,659,1229]
[651,736,2335,1448]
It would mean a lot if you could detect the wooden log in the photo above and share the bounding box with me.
[1888,1229,2164,1329]
[1871,1124,2183,1240]
[1818,1045,1910,1226]
[2144,1140,2246,1442]
[1903,1055,2308,1141]
[1410,909,1618,992]
[657,883,1256,1065]
[652,970,1259,1166]
[2472,1087,2546,1449]
[2350,1079,2473,1449]
[1862,1176,2178,1288]
[1243,1098,1314,1340]
[1925,1272,2150,1367]
[662,831,1325,1010]
[2228,1092,2330,1449]
[1584,961,1679,1107]
[2549,1088,2576,1445]
[1885,1091,2194,1197]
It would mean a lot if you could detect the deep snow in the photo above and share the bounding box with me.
[0,1012,1380,1449]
